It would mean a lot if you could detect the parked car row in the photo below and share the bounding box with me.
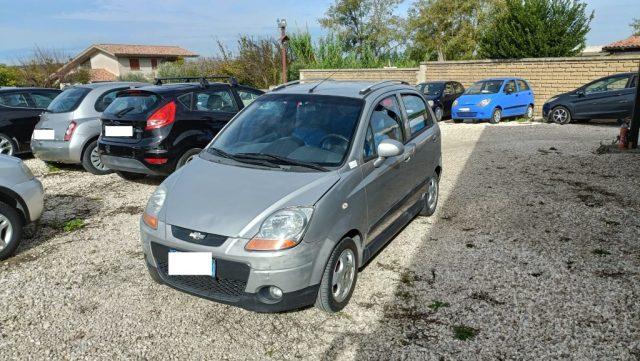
[416,72,637,124]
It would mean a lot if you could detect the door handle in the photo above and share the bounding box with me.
[403,145,416,162]
[432,134,439,142]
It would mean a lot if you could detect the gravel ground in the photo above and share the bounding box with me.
[1,121,639,360]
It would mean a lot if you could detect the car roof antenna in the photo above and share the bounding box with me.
[308,72,336,93]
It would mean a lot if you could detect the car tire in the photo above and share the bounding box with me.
[0,133,17,156]
[434,107,443,122]
[550,106,571,125]
[146,262,164,284]
[489,108,502,124]
[176,148,202,170]
[0,201,24,261]
[525,105,534,120]
[315,237,358,313]
[116,171,145,181]
[453,119,463,124]
[81,140,112,175]
[420,173,440,217]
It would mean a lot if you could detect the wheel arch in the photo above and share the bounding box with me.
[0,186,28,223]
[80,135,100,160]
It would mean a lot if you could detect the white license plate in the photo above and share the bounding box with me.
[104,126,133,137]
[33,129,55,140]
[459,107,471,112]
[168,252,215,276]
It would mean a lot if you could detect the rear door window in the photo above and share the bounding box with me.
[47,87,91,113]
[401,94,434,136]
[30,91,59,108]
[194,89,238,113]
[517,80,530,91]
[0,93,30,108]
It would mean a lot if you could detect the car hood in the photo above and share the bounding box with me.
[456,94,497,106]
[164,157,340,238]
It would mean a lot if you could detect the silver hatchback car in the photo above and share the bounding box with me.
[31,82,146,174]
[0,155,44,260]
[140,80,442,312]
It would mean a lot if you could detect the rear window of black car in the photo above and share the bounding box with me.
[103,91,161,116]
[47,87,91,113]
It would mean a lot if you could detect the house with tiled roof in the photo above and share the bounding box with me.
[603,35,640,55]
[53,44,198,83]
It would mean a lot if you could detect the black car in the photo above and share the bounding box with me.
[0,87,62,155]
[543,72,638,124]
[416,81,465,121]
[98,77,264,179]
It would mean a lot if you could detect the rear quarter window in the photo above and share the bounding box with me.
[103,92,161,116]
[47,87,91,113]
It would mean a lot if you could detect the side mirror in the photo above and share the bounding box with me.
[374,139,404,168]
[576,90,585,97]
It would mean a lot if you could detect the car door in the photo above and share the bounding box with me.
[441,82,456,113]
[501,80,518,116]
[189,85,240,145]
[361,94,413,245]
[516,79,533,115]
[574,74,631,119]
[449,82,465,117]
[0,91,43,149]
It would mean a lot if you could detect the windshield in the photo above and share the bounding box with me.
[103,91,161,116]
[207,94,363,168]
[419,83,444,95]
[465,80,503,95]
[46,87,90,113]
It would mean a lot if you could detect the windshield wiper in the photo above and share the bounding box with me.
[208,147,278,168]
[235,153,328,172]
[115,106,135,118]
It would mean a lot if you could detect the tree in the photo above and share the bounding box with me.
[406,0,501,61]
[478,0,593,59]
[17,46,70,87]
[0,64,21,86]
[319,0,404,57]
[631,18,640,36]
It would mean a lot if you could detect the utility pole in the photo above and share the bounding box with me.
[628,60,640,149]
[278,18,289,84]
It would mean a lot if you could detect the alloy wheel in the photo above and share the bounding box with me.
[427,177,438,211]
[0,213,13,251]
[0,137,14,155]
[435,107,443,122]
[527,106,534,119]
[332,248,356,303]
[552,108,569,124]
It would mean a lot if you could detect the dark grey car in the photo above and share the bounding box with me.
[140,80,442,313]
[31,82,146,174]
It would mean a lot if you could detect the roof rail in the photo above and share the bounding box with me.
[271,78,335,92]
[154,76,238,87]
[359,80,409,95]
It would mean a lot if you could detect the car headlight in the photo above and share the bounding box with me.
[245,207,314,251]
[427,100,434,107]
[478,99,491,107]
[20,162,34,179]
[546,97,558,103]
[452,99,458,107]
[143,185,167,230]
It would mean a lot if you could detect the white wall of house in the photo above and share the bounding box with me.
[117,57,159,77]
[89,51,120,76]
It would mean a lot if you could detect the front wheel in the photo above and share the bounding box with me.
[420,173,439,216]
[489,108,502,124]
[0,201,23,261]
[81,140,112,175]
[434,107,443,122]
[315,238,358,313]
[176,148,202,170]
[550,106,571,125]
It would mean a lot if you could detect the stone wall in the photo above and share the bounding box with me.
[300,55,640,115]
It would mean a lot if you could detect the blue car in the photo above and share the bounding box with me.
[451,78,534,124]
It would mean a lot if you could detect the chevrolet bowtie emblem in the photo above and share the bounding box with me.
[189,232,206,241]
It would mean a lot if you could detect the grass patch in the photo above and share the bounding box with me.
[46,163,61,173]
[592,249,611,256]
[399,270,415,286]
[453,325,477,341]
[427,300,450,311]
[335,311,352,320]
[63,219,85,232]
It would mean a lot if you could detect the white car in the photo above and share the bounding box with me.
[0,155,44,260]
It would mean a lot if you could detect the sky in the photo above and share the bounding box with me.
[0,0,638,64]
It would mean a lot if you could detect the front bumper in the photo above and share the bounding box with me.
[542,103,551,119]
[451,105,492,120]
[12,177,44,222]
[140,221,321,312]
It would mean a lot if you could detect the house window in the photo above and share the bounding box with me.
[151,59,158,70]
[129,58,140,71]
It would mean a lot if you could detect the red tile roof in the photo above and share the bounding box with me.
[89,68,116,82]
[95,44,198,57]
[603,35,640,51]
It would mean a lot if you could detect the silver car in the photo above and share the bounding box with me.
[140,80,442,312]
[31,82,146,174]
[0,155,44,260]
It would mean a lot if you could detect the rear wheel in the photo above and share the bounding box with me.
[176,148,202,170]
[490,108,502,124]
[0,201,23,261]
[315,238,358,313]
[525,105,534,120]
[81,140,112,175]
[0,133,16,156]
[116,171,145,181]
[550,106,571,125]
[420,173,440,216]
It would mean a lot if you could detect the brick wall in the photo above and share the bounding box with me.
[300,55,640,115]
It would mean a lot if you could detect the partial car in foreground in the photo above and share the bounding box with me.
[98,77,264,179]
[31,82,147,175]
[139,80,442,313]
[0,87,61,155]
[452,77,534,124]
[0,155,44,260]
[416,81,465,121]
[543,72,638,124]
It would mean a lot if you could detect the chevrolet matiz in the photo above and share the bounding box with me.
[140,80,442,313]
